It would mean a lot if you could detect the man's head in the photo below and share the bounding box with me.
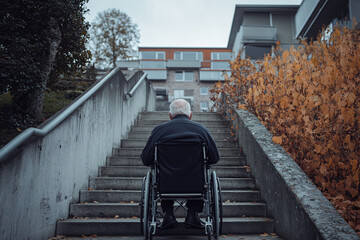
[169,99,192,120]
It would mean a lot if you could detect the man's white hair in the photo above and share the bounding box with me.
[169,99,191,117]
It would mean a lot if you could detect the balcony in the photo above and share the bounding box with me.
[167,60,201,69]
[239,25,277,44]
[143,70,167,80]
[199,71,231,82]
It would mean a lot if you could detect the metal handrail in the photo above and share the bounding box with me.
[127,73,147,97]
[0,67,121,163]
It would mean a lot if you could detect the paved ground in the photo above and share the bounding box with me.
[64,233,284,240]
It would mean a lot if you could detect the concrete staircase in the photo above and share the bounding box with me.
[56,112,276,237]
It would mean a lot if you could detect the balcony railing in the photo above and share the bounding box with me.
[143,70,167,80]
[199,71,231,81]
[167,60,201,69]
[239,25,277,43]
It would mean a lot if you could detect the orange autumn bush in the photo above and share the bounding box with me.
[211,26,360,234]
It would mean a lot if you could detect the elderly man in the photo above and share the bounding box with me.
[141,99,219,230]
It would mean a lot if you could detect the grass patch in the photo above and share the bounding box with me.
[43,91,72,118]
[0,91,73,147]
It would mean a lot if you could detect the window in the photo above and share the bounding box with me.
[211,61,230,69]
[200,87,208,95]
[140,61,166,69]
[144,70,167,80]
[211,52,231,60]
[155,88,167,96]
[200,102,208,112]
[140,51,165,60]
[244,45,272,59]
[175,70,193,81]
[174,89,193,99]
[174,52,203,60]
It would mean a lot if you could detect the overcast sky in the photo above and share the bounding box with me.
[85,0,302,48]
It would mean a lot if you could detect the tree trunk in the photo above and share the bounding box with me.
[27,17,62,122]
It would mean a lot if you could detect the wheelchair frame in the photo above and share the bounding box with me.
[140,143,223,240]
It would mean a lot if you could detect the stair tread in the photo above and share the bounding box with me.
[59,217,274,223]
[73,202,266,206]
[81,189,260,193]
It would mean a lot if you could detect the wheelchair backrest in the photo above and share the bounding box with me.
[155,132,206,194]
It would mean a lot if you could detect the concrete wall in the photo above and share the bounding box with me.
[225,107,359,240]
[0,69,155,240]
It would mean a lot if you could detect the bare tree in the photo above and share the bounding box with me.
[90,9,140,68]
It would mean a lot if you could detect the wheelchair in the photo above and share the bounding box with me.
[140,133,223,239]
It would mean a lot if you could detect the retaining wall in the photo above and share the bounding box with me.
[226,108,359,240]
[0,69,155,240]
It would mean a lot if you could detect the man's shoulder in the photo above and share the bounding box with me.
[152,117,210,133]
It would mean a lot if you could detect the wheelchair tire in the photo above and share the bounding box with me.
[211,171,220,238]
[217,176,223,235]
[206,225,212,240]
[140,176,146,235]
[148,225,154,240]
[141,171,151,239]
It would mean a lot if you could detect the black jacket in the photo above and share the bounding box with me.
[141,115,220,166]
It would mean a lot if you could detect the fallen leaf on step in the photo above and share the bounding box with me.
[260,233,269,236]
[88,187,93,191]
[48,235,67,240]
[114,215,119,218]
[81,234,98,238]
[272,136,282,144]
[93,201,98,203]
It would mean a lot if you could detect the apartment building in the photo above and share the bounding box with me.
[295,0,360,39]
[227,5,299,60]
[118,48,232,111]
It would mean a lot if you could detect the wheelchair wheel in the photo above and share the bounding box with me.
[217,176,223,235]
[140,171,151,239]
[211,171,221,238]
[140,176,146,235]
[148,225,154,240]
[206,225,212,240]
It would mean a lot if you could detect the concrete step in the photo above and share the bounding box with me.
[120,139,238,148]
[80,189,262,203]
[89,177,257,191]
[131,125,231,134]
[137,119,229,127]
[128,131,235,141]
[139,112,224,121]
[114,147,242,158]
[63,235,284,240]
[99,166,251,178]
[56,217,274,236]
[107,156,247,166]
[69,202,267,218]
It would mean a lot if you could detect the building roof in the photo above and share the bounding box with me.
[138,47,231,50]
[227,4,299,49]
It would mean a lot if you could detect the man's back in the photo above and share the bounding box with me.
[141,114,219,166]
